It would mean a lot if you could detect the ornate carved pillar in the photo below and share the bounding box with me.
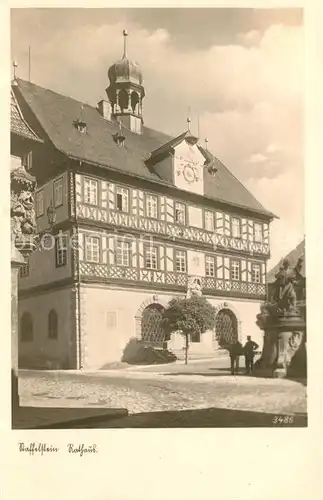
[10,164,37,408]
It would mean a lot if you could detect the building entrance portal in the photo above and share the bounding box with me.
[214,308,238,347]
[141,303,165,347]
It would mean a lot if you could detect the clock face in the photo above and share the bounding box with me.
[183,164,197,183]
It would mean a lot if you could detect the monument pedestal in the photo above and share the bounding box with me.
[255,306,306,378]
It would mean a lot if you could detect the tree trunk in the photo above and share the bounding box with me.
[185,333,189,365]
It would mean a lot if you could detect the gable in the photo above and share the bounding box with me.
[173,139,206,196]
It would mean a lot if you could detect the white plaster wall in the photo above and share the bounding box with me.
[80,286,179,369]
[18,231,72,290]
[18,287,75,368]
[80,286,264,368]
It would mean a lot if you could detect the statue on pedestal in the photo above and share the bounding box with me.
[255,254,306,378]
[271,258,297,311]
[186,277,202,299]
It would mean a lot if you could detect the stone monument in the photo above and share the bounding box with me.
[11,163,37,407]
[255,256,306,378]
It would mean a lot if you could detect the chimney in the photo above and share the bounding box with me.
[98,100,112,121]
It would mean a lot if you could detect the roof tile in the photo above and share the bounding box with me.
[10,89,42,142]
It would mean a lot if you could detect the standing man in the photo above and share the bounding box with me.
[244,336,259,374]
[227,340,243,375]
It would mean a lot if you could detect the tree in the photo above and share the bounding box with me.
[162,295,216,364]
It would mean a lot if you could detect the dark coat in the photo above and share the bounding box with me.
[227,342,243,357]
[243,340,259,358]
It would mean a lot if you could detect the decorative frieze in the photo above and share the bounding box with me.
[78,261,265,298]
[76,202,270,256]
[74,175,270,257]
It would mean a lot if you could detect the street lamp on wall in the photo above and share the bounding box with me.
[47,201,57,228]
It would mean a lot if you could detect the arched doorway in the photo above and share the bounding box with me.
[214,308,238,347]
[141,303,165,347]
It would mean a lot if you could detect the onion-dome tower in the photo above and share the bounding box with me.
[106,30,145,134]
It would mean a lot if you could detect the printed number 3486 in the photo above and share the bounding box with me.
[273,416,294,424]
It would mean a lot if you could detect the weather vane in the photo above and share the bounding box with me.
[123,29,128,58]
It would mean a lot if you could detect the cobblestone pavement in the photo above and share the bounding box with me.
[19,360,307,417]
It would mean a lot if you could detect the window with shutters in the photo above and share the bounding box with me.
[251,263,261,283]
[116,240,130,266]
[55,233,67,267]
[205,255,215,277]
[84,178,98,205]
[175,202,185,224]
[231,260,240,281]
[204,210,214,231]
[231,217,241,238]
[85,235,100,263]
[116,186,129,212]
[145,245,158,269]
[35,190,44,217]
[145,194,158,219]
[54,177,63,207]
[175,250,186,273]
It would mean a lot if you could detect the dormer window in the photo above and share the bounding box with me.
[74,119,87,134]
[113,130,126,147]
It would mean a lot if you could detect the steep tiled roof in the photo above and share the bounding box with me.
[10,89,42,142]
[14,79,275,218]
[267,239,306,282]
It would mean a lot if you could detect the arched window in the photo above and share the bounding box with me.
[118,89,129,111]
[131,92,139,113]
[48,310,58,340]
[20,312,33,342]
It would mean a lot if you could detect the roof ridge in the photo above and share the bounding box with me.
[17,78,175,143]
[17,77,98,111]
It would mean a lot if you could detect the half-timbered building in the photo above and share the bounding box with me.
[14,32,275,369]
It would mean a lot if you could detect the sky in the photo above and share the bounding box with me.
[10,8,304,269]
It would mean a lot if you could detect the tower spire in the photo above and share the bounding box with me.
[123,29,128,58]
[187,106,191,133]
[106,29,144,134]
